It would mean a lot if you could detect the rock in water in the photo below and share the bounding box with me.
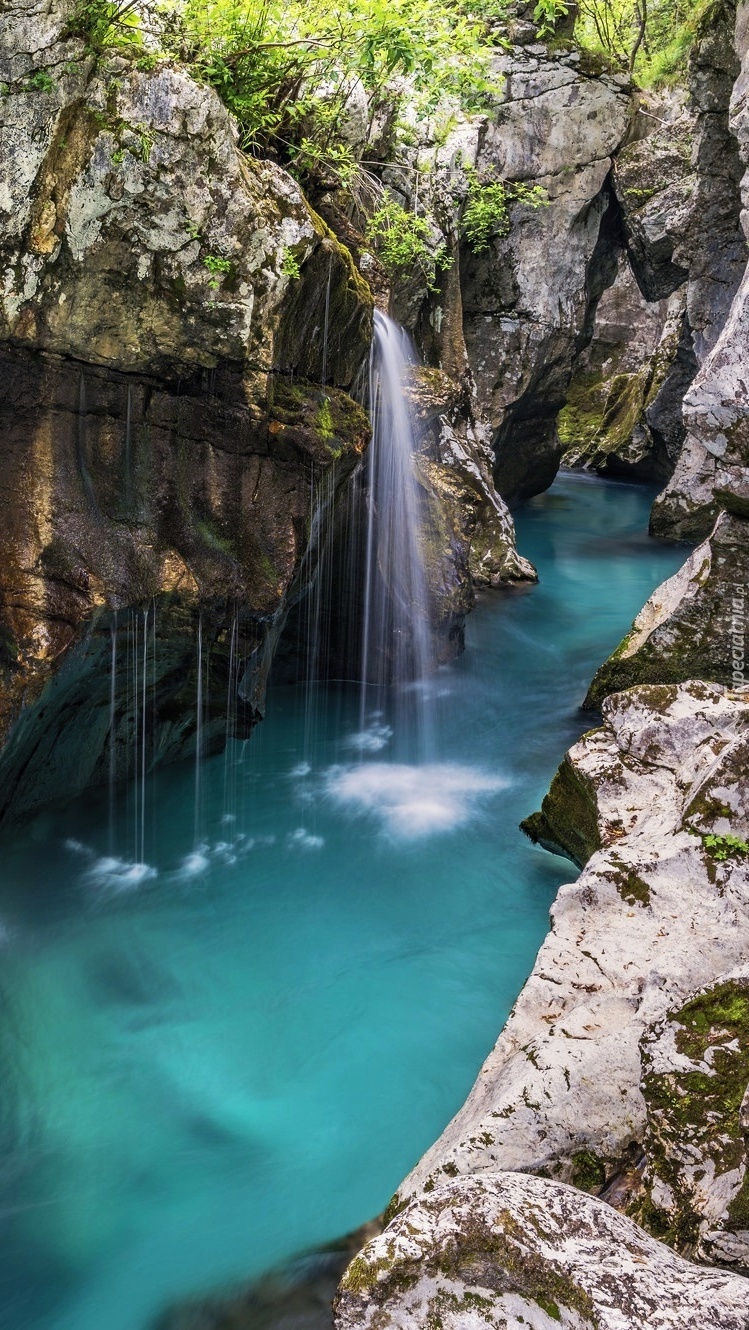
[335,1173,749,1330]
[583,512,749,708]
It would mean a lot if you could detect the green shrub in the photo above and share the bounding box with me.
[365,196,451,289]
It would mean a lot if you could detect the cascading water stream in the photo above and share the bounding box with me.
[108,613,117,851]
[194,614,204,848]
[359,311,433,758]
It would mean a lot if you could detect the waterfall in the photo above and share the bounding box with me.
[194,615,204,847]
[360,311,433,751]
[124,384,133,504]
[108,613,117,851]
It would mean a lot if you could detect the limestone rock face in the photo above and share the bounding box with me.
[378,35,633,504]
[408,369,537,592]
[380,684,749,1264]
[638,968,749,1269]
[612,100,695,304]
[565,0,747,491]
[0,0,375,820]
[651,0,749,539]
[559,256,689,482]
[583,512,749,708]
[335,1173,749,1330]
[462,52,632,502]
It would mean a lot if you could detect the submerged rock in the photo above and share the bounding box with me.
[335,1173,749,1330]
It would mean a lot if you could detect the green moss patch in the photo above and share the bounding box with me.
[637,979,749,1253]
[572,1149,607,1193]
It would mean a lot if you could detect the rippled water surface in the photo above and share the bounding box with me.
[0,474,686,1329]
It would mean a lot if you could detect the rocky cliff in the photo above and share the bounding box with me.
[337,682,749,1326]
[0,0,535,823]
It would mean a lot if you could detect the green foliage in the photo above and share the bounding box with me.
[462,166,548,252]
[280,248,302,279]
[166,0,504,158]
[24,70,56,92]
[288,137,359,188]
[365,196,451,289]
[203,253,234,288]
[702,832,749,862]
[65,0,143,50]
[533,0,569,37]
[575,0,715,84]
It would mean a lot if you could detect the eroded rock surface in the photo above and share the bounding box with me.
[651,0,749,539]
[559,256,688,482]
[584,512,749,707]
[376,684,749,1277]
[335,1173,749,1330]
[0,0,379,819]
[373,26,633,504]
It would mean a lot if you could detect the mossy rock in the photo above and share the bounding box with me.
[521,751,602,868]
[560,370,650,466]
[636,977,749,1265]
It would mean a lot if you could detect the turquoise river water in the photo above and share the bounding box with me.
[0,473,686,1330]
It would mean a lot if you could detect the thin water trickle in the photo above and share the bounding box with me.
[222,612,239,825]
[108,612,117,852]
[194,614,204,848]
[321,253,333,390]
[124,383,133,504]
[140,607,148,867]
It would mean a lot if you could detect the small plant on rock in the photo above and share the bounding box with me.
[462,165,548,252]
[702,832,749,862]
[203,254,234,289]
[366,196,451,290]
[280,248,302,280]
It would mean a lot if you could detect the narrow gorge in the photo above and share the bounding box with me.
[1,0,749,1327]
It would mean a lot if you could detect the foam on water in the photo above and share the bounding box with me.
[85,856,158,891]
[326,762,507,838]
[346,721,393,753]
[287,827,325,851]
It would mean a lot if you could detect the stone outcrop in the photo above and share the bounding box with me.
[583,512,749,708]
[368,22,633,504]
[0,0,375,820]
[612,96,695,305]
[343,682,749,1319]
[559,256,689,482]
[650,0,749,539]
[463,47,632,503]
[638,968,749,1268]
[560,0,747,490]
[335,1173,749,1330]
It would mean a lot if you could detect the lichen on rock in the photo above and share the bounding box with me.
[335,1173,749,1329]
